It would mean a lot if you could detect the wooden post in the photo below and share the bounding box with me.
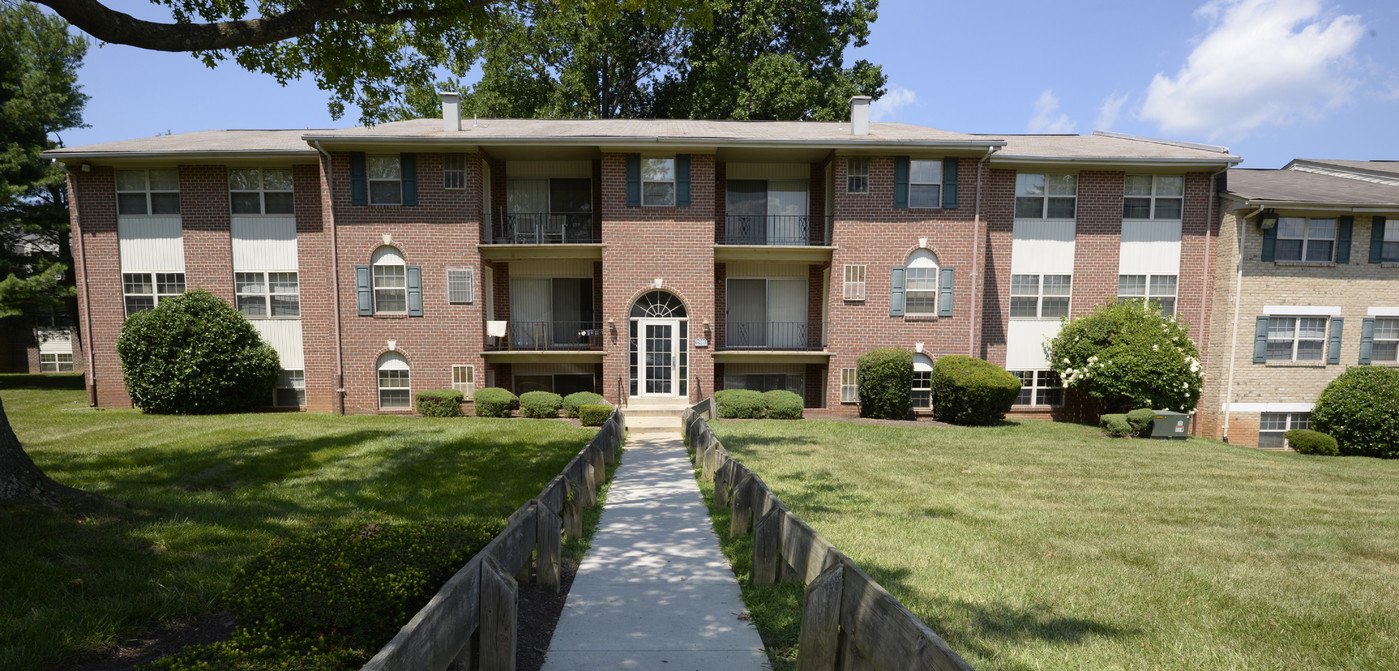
[581,459,597,508]
[479,557,517,671]
[536,504,562,593]
[563,476,582,540]
[730,473,754,537]
[701,442,716,482]
[454,630,478,671]
[508,505,534,585]
[601,423,616,465]
[796,561,844,671]
[590,446,606,490]
[753,507,782,585]
[714,458,731,508]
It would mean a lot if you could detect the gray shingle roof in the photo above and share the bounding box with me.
[1224,168,1399,207]
[985,132,1239,163]
[45,129,320,159]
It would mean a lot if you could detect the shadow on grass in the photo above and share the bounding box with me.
[0,373,85,391]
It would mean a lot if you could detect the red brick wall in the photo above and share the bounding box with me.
[1069,170,1124,318]
[297,160,336,412]
[180,165,235,299]
[979,168,1017,365]
[68,166,128,407]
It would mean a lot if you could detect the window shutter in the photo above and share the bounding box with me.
[893,157,909,208]
[938,267,955,317]
[675,154,691,207]
[1359,317,1376,365]
[625,154,640,207]
[1336,215,1353,263]
[1370,216,1387,264]
[355,265,372,316]
[942,157,959,209]
[400,153,418,207]
[1252,316,1269,364]
[1327,317,1343,365]
[407,265,423,317]
[890,266,905,317]
[1260,223,1277,262]
[350,152,368,206]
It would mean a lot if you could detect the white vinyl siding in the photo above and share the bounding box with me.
[231,218,298,270]
[119,218,185,272]
[1119,220,1182,275]
[249,319,305,369]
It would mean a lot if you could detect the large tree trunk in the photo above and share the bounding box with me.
[0,397,101,507]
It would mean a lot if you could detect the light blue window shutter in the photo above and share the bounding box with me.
[407,265,423,317]
[942,157,959,209]
[1327,317,1343,364]
[1260,224,1277,262]
[625,154,640,207]
[400,153,418,206]
[890,267,905,317]
[350,153,367,206]
[1253,316,1269,364]
[893,157,909,208]
[1336,216,1353,263]
[355,265,372,316]
[938,267,955,317]
[1370,216,1387,264]
[1359,317,1375,365]
[675,154,691,207]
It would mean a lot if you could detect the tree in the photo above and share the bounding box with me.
[1047,300,1203,415]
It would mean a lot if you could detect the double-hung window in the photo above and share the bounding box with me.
[372,247,407,313]
[1372,318,1399,363]
[912,354,933,409]
[641,158,676,206]
[41,353,75,372]
[116,169,180,215]
[377,353,411,409]
[369,156,403,205]
[904,251,939,315]
[1014,174,1076,219]
[907,160,943,208]
[229,169,294,215]
[452,365,475,399]
[1259,412,1310,449]
[1123,175,1183,220]
[443,153,467,190]
[1010,274,1070,319]
[235,271,300,318]
[1012,370,1064,407]
[840,368,858,403]
[846,159,869,194]
[123,272,185,315]
[1379,220,1399,263]
[274,370,305,407]
[1117,275,1178,316]
[1266,316,1328,361]
[842,265,866,301]
[1276,217,1335,262]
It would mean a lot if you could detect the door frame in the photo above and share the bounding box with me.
[637,317,681,397]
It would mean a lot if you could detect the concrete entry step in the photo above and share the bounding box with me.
[625,397,693,411]
[627,416,683,435]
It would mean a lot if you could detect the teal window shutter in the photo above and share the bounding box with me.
[400,153,418,206]
[625,154,640,207]
[1336,215,1353,263]
[893,157,909,208]
[938,267,955,317]
[942,157,959,209]
[1370,216,1387,264]
[1260,224,1277,262]
[1253,316,1270,363]
[890,267,905,316]
[675,154,691,207]
[1360,317,1376,364]
[1327,317,1343,364]
[407,265,423,317]
[355,265,372,315]
[350,152,367,206]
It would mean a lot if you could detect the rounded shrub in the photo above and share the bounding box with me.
[762,390,804,419]
[115,289,280,414]
[929,355,1020,426]
[1100,413,1132,438]
[714,389,767,418]
[520,391,564,418]
[857,348,913,420]
[1285,429,1339,456]
[1311,366,1399,458]
[578,403,613,427]
[1125,408,1157,436]
[473,387,518,418]
[1048,300,1203,413]
[413,389,463,417]
[562,391,605,418]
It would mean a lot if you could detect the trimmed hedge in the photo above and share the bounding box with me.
[715,389,767,419]
[1125,408,1156,435]
[857,348,913,420]
[929,355,1020,426]
[562,391,605,418]
[414,389,463,417]
[1101,413,1132,438]
[520,391,564,418]
[1286,429,1339,456]
[1311,366,1399,458]
[578,404,612,427]
[763,390,804,419]
[473,387,518,418]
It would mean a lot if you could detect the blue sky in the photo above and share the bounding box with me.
[62,0,1399,169]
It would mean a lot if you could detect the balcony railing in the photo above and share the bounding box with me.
[485,320,604,351]
[721,215,832,246]
[722,321,825,350]
[482,212,598,245]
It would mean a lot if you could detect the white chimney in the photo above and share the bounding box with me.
[849,96,871,136]
[441,92,461,132]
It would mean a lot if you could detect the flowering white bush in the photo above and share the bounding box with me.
[1047,300,1203,413]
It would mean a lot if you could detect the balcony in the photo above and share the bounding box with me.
[722,321,825,351]
[485,320,604,352]
[715,215,834,262]
[479,213,602,260]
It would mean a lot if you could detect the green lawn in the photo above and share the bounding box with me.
[709,418,1399,671]
[0,375,598,671]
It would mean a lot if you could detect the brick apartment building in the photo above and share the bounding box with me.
[47,96,1241,423]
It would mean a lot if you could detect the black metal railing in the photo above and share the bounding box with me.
[485,320,604,351]
[722,321,825,350]
[721,215,831,246]
[482,212,598,245]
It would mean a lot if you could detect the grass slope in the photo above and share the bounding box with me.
[711,418,1399,671]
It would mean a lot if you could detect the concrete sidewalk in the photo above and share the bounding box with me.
[541,426,767,670]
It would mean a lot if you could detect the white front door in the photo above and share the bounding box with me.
[638,318,680,396]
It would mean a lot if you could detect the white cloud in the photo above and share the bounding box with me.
[1027,89,1076,133]
[1094,92,1130,131]
[1141,0,1365,139]
[870,86,916,122]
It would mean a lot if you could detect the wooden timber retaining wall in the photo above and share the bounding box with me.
[360,409,626,671]
[683,400,974,671]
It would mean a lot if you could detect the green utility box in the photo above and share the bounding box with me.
[1149,411,1190,440]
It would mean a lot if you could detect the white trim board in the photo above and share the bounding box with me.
[1220,402,1315,413]
[1263,305,1342,317]
[1367,307,1399,317]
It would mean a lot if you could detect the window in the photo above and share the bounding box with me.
[1380,221,1399,263]
[1014,173,1076,219]
[368,155,403,205]
[1266,316,1328,362]
[443,153,466,190]
[1259,412,1310,448]
[1010,274,1071,319]
[904,250,939,315]
[40,353,74,373]
[912,354,932,409]
[1012,370,1064,407]
[1372,318,1399,362]
[372,247,407,313]
[840,368,858,403]
[377,353,411,409]
[641,158,675,206]
[123,272,185,315]
[1117,275,1177,316]
[1275,217,1336,262]
[235,271,299,318]
[908,160,943,209]
[447,268,474,304]
[843,265,866,301]
[116,169,180,215]
[229,169,294,215]
[1123,175,1183,220]
[847,158,869,194]
[274,370,305,407]
[452,365,475,399]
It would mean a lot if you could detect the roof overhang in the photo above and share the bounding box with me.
[301,133,1006,154]
[1221,193,1399,213]
[990,155,1240,171]
[43,150,317,165]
